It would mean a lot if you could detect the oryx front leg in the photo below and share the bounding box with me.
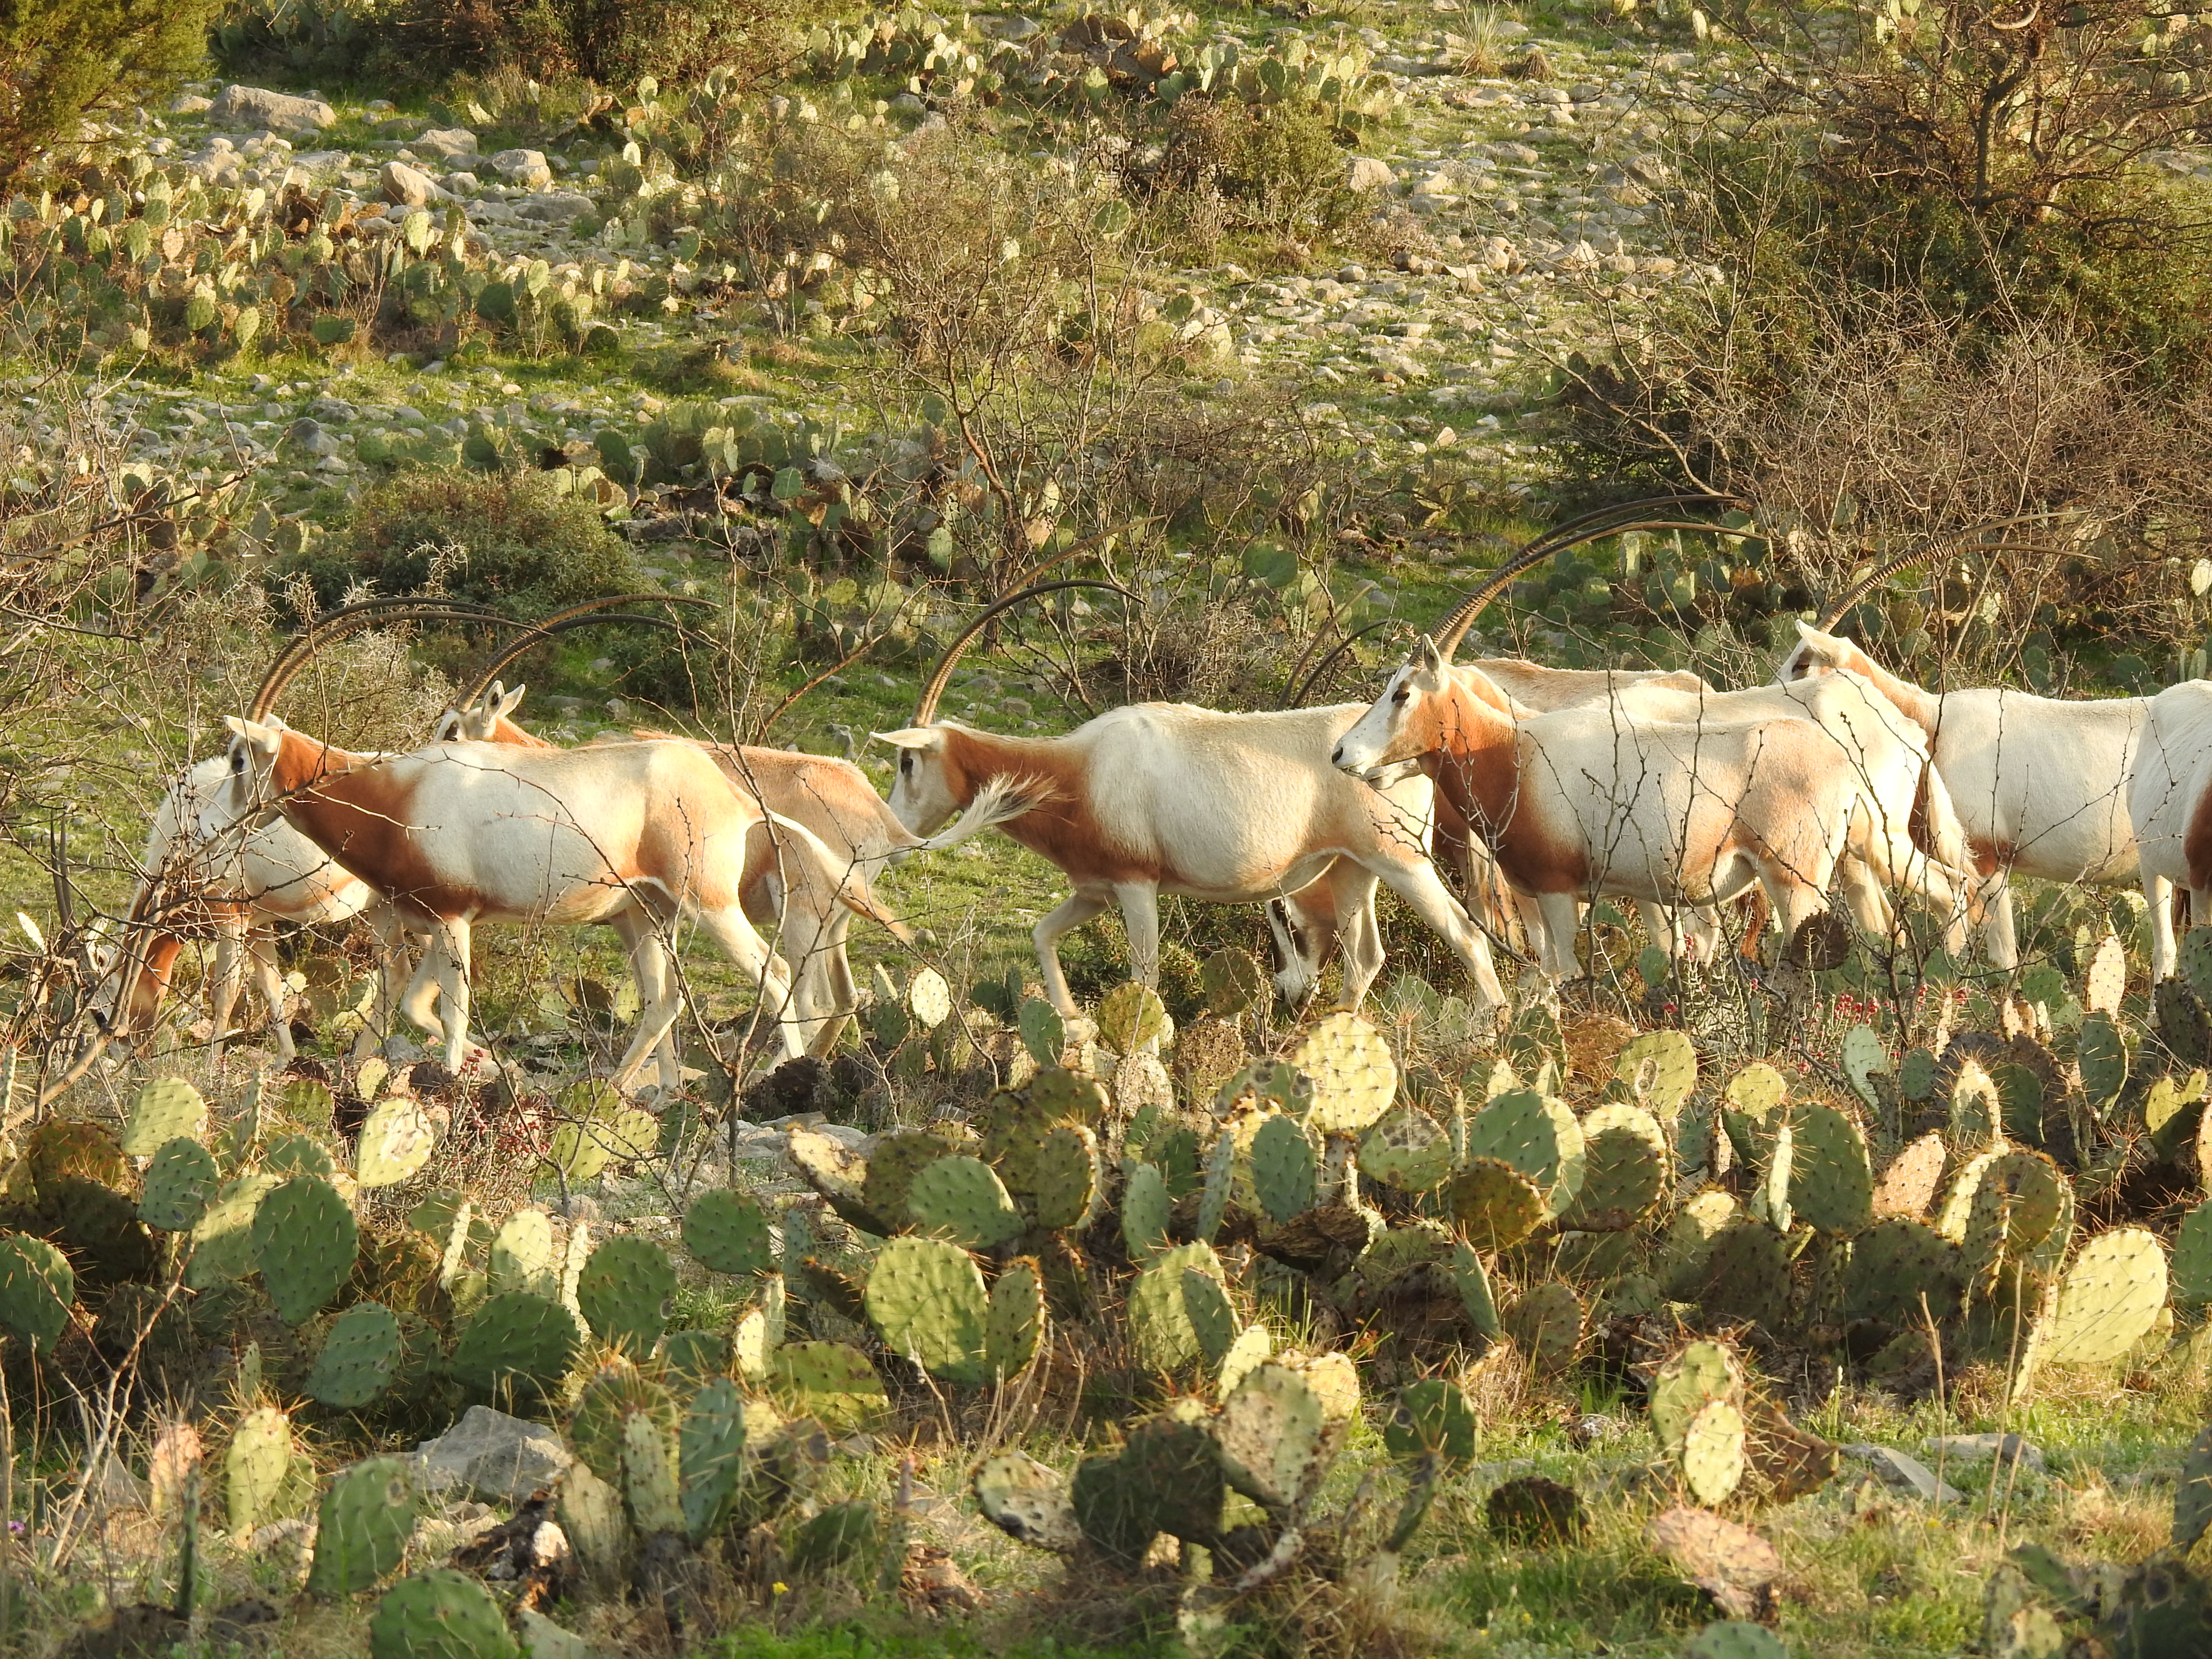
[2147,873,2178,981]
[692,903,806,1065]
[1532,891,1582,982]
[429,916,474,1075]
[609,909,684,1094]
[1978,873,2019,969]
[243,927,295,1060]
[1034,890,1112,1016]
[1370,856,1506,1010]
[1328,866,1387,1010]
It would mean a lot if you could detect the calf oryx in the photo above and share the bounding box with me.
[872,581,1512,1018]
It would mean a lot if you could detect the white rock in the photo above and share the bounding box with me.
[1347,156,1395,192]
[1926,1433,2045,1474]
[516,190,596,223]
[1842,1443,1964,1503]
[488,147,553,189]
[381,160,444,206]
[169,94,213,116]
[517,1608,599,1659]
[210,84,336,131]
[419,1406,574,1505]
[415,127,479,158]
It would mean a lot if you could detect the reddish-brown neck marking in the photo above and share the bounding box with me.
[491,713,555,748]
[1420,670,1587,894]
[266,731,445,913]
[937,725,1159,884]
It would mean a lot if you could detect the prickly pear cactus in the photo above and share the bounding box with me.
[2086,932,2128,1014]
[1843,1216,1966,1325]
[1872,1132,1948,1221]
[1386,1376,1479,1465]
[1027,1124,1100,1232]
[1466,1088,1586,1217]
[306,1301,403,1409]
[2175,1201,2212,1309]
[1948,1057,2004,1149]
[678,1377,747,1543]
[1787,1103,1875,1236]
[2078,1011,2129,1105]
[769,1342,888,1431]
[187,1172,278,1290]
[1960,1149,2067,1280]
[1179,1266,1239,1368]
[568,1364,678,1485]
[1197,1126,1235,1244]
[1684,1621,1788,1659]
[1444,1155,1545,1252]
[139,1137,219,1233]
[1503,1280,1584,1373]
[2159,978,2212,1070]
[2029,1226,2167,1370]
[226,1406,292,1535]
[986,1258,1046,1382]
[307,1455,419,1596]
[487,1208,555,1298]
[1615,1029,1697,1119]
[1358,1105,1453,1192]
[1250,1113,1319,1226]
[622,1407,684,1536]
[1683,1397,1747,1505]
[1451,1240,1502,1341]
[1899,1046,1938,1103]
[1071,1407,1226,1567]
[251,1175,358,1326]
[2185,927,2212,1007]
[1127,1240,1225,1373]
[864,1236,990,1385]
[368,1569,518,1659]
[0,1234,73,1353]
[576,1236,676,1354]
[1019,998,1066,1070]
[684,1189,777,1277]
[1097,982,1171,1055]
[1292,1012,1397,1136]
[1121,1162,1172,1263]
[908,1154,1025,1250]
[355,1099,437,1189]
[1201,948,1266,1016]
[447,1290,584,1397]
[557,1460,630,1594]
[1840,1024,1890,1111]
[1214,1360,1335,1516]
[1217,1056,1314,1118]
[122,1077,206,1156]
[1649,1339,1742,1457]
[1562,1103,1667,1231]
[974,1450,1082,1551]
[1701,1218,1791,1328]
[2176,1423,2212,1552]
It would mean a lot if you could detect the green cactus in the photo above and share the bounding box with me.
[1098,982,1171,1055]
[1128,1240,1225,1373]
[306,1301,402,1409]
[1019,998,1066,1069]
[1293,1012,1398,1135]
[1122,1161,1173,1263]
[2030,1226,2168,1370]
[2174,1200,2212,1308]
[225,1406,292,1536]
[1504,1281,1584,1372]
[1452,1240,1503,1340]
[1217,1056,1315,1118]
[622,1407,683,1535]
[987,1258,1046,1382]
[186,1172,276,1292]
[251,1175,357,1326]
[1467,1088,1586,1216]
[1202,948,1266,1016]
[1683,1397,1747,1505]
[675,1378,747,1543]
[2176,1423,2212,1551]
[1899,1046,1938,1102]
[908,1154,1025,1250]
[1386,1377,1479,1464]
[1214,1360,1334,1516]
[355,1099,437,1189]
[1562,1103,1668,1230]
[784,1499,882,1577]
[2078,1011,2129,1105]
[1444,1156,1544,1252]
[1702,1218,1791,1327]
[140,1137,219,1233]
[1787,1103,1875,1235]
[860,1128,963,1234]
[865,1236,990,1385]
[0,1234,73,1353]
[684,1189,777,1277]
[1027,1124,1099,1232]
[576,1236,676,1354]
[769,1341,889,1430]
[2184,927,2212,1006]
[1071,1406,1226,1567]
[569,1364,678,1485]
[307,1455,419,1596]
[974,1450,1081,1551]
[1358,1105,1453,1192]
[1684,1622,1789,1659]
[1657,1189,1739,1299]
[1843,1216,1966,1326]
[264,1131,337,1180]
[122,1077,206,1155]
[1840,1024,1890,1111]
[1250,1113,1318,1226]
[1615,1030,1697,1119]
[1960,1150,2068,1280]
[1649,1339,1742,1456]
[2158,979,2212,1069]
[556,1461,630,1594]
[1197,1127,1235,1244]
[2086,932,2128,1013]
[368,1570,518,1659]
[447,1290,584,1397]
[274,1076,336,1132]
[1181,1266,1241,1369]
[487,1208,555,1298]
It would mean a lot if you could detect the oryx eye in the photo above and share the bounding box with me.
[230,750,246,772]
[900,753,913,773]
[1392,687,1409,704]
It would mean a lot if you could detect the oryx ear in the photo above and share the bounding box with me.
[223,716,284,758]
[872,728,939,751]
[1413,634,1443,672]
[432,710,461,741]
[491,682,527,718]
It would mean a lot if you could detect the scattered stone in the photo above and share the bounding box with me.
[168,94,213,116]
[209,84,336,131]
[418,1406,574,1505]
[414,127,479,158]
[1348,156,1395,193]
[381,160,444,207]
[285,419,341,457]
[517,1609,597,1659]
[1841,1444,1964,1503]
[487,148,553,189]
[517,190,596,223]
[1926,1433,2045,1475]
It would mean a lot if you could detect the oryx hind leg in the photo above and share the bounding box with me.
[243,926,295,1060]
[691,903,806,1065]
[608,907,684,1094]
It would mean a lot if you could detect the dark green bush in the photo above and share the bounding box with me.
[287,469,646,618]
[1,0,225,190]
[1143,95,1368,254]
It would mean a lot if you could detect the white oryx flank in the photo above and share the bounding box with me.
[1471,660,1711,712]
[1334,639,1940,983]
[436,680,927,1053]
[874,583,1508,1017]
[218,716,1027,1086]
[91,755,417,1063]
[2125,679,2212,974]
[1779,619,2159,971]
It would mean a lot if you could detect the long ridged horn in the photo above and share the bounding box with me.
[1812,549,1936,632]
[1290,618,1401,708]
[912,579,1136,726]
[455,592,716,709]
[1434,498,1745,661]
[251,597,507,721]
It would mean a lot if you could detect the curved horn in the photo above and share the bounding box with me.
[1291,617,1403,708]
[1812,549,1937,631]
[251,597,508,721]
[1435,504,1746,661]
[456,614,717,714]
[913,579,1137,725]
[454,592,717,710]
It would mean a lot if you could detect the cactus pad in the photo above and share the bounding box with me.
[1683,1397,1747,1505]
[2086,932,2128,1013]
[264,1131,337,1180]
[2034,1226,2168,1368]
[2185,927,2212,1006]
[1215,1361,1335,1515]
[1386,1378,1478,1466]
[1444,1156,1545,1252]
[1122,1161,1173,1263]
[556,1461,629,1592]
[1658,1189,1739,1299]
[1899,1046,1938,1102]
[1196,1127,1235,1244]
[368,1569,517,1659]
[1485,1475,1587,1546]
[2177,1424,2212,1551]
[576,1235,676,1353]
[865,1236,990,1385]
[908,1154,1025,1250]
[1358,1106,1453,1192]
[306,1301,402,1409]
[1451,1239,1502,1340]
[860,1128,965,1235]
[2159,979,2212,1069]
[1787,1103,1875,1236]
[1019,998,1066,1069]
[1098,983,1171,1055]
[1872,1132,1948,1220]
[908,967,953,1029]
[0,1234,71,1354]
[447,1290,583,1396]
[1466,1088,1586,1216]
[139,1137,219,1234]
[1843,1217,1965,1325]
[1840,1024,1890,1110]
[122,1077,206,1156]
[251,1175,357,1326]
[1503,1280,1584,1373]
[1960,1150,2067,1279]
[1683,1622,1788,1659]
[783,1499,882,1577]
[567,1363,677,1484]
[1562,1103,1668,1230]
[621,1407,683,1535]
[1649,1339,1742,1456]
[683,1189,777,1277]
[1250,1113,1318,1226]
[1701,1219,1791,1328]
[974,1450,1081,1551]
[987,1258,1046,1382]
[1070,1409,1225,1566]
[1615,1030,1698,1118]
[2078,1011,2128,1104]
[225,1406,291,1534]
[1027,1124,1099,1232]
[1216,1056,1315,1118]
[354,1099,437,1189]
[1202,948,1266,1016]
[769,1341,889,1431]
[487,1208,555,1298]
[1128,1240,1224,1373]
[307,1455,418,1596]
[1181,1267,1239,1368]
[2174,1201,2212,1307]
[1292,1012,1397,1135]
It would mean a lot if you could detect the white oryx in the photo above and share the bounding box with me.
[2126,679,2212,974]
[1779,618,2158,971]
[872,581,1510,1018]
[217,713,1029,1087]
[1334,638,1960,983]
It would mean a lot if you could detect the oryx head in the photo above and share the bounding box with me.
[1334,636,1450,781]
[219,714,292,827]
[434,681,528,743]
[871,725,964,837]
[1776,618,1858,685]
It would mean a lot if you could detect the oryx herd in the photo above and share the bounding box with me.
[59,508,2212,1102]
